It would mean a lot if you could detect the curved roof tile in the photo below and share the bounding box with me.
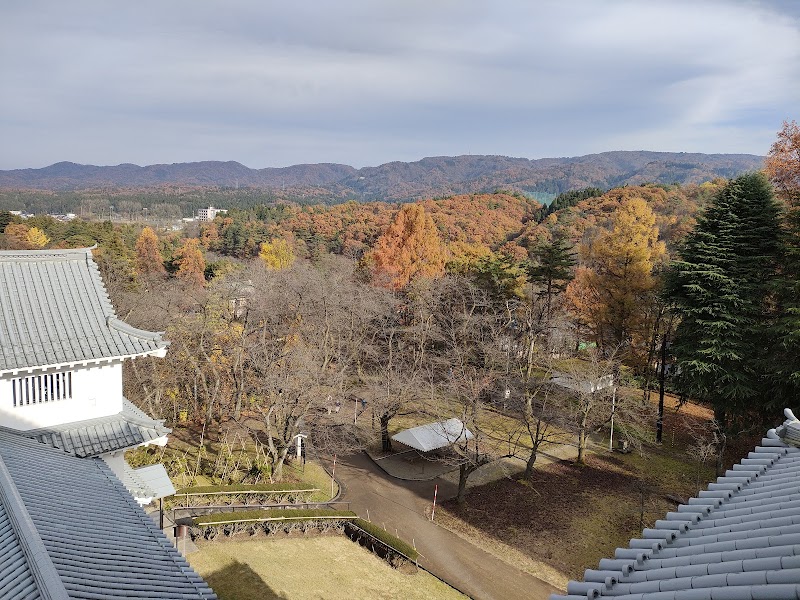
[0,248,167,373]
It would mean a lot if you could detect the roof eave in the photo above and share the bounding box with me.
[0,346,169,377]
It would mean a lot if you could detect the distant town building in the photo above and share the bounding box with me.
[196,206,227,221]
[48,212,77,221]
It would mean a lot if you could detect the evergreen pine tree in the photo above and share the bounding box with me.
[667,173,784,428]
[528,233,576,323]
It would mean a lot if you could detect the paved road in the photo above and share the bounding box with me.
[333,452,559,600]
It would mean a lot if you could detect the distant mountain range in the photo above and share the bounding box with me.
[0,151,764,202]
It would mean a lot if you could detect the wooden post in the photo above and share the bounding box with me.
[431,484,438,521]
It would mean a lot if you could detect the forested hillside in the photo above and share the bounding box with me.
[0,151,762,215]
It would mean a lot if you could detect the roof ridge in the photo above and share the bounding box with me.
[0,247,95,260]
[0,453,70,599]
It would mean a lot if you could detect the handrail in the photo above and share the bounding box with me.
[177,488,319,496]
[195,515,356,526]
[172,501,352,523]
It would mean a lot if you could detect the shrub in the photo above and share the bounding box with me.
[177,483,317,494]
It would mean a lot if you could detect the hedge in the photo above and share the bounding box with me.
[192,508,357,526]
[177,483,318,495]
[351,518,419,561]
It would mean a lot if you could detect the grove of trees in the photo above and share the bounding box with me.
[2,120,798,492]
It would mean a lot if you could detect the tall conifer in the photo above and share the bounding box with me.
[667,173,783,427]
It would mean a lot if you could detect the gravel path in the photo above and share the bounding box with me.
[333,452,559,600]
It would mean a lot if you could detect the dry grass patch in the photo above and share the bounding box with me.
[189,536,466,600]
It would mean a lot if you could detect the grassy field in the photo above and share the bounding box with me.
[188,536,467,600]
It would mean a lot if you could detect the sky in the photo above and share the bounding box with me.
[1,0,799,170]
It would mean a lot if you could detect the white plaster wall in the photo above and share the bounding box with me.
[0,362,123,430]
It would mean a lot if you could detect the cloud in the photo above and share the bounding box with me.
[0,0,798,169]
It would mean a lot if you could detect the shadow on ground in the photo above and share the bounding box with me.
[205,560,289,600]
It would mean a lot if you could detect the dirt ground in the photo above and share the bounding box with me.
[442,396,763,579]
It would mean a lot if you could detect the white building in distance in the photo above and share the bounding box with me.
[196,206,227,221]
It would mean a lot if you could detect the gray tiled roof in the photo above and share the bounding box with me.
[22,399,171,458]
[0,429,216,599]
[0,502,42,600]
[0,248,167,373]
[551,425,800,600]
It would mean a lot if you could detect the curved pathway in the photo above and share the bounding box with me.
[333,452,559,600]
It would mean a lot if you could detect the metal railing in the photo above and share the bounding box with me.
[170,500,352,524]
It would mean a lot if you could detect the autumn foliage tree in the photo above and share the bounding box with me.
[566,197,665,355]
[25,226,49,248]
[174,238,206,287]
[765,121,800,411]
[765,119,800,206]
[135,227,166,276]
[3,223,49,250]
[259,238,295,270]
[366,204,448,289]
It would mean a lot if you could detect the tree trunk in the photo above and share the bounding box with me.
[656,331,667,443]
[576,414,588,464]
[457,463,469,504]
[642,307,664,404]
[380,413,393,452]
[714,407,727,477]
[524,447,538,478]
[272,446,290,482]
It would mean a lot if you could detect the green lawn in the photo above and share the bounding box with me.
[189,536,466,600]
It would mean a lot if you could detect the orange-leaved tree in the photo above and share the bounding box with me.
[765,119,800,206]
[3,223,48,250]
[135,227,166,276]
[366,203,447,289]
[174,238,206,287]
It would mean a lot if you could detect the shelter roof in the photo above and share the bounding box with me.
[0,248,167,374]
[391,418,474,452]
[0,428,216,599]
[550,410,800,600]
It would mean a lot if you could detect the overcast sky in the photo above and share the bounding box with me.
[1,0,798,169]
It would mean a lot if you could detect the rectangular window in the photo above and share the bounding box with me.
[10,371,73,407]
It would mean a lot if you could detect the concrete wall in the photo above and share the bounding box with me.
[0,362,123,430]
